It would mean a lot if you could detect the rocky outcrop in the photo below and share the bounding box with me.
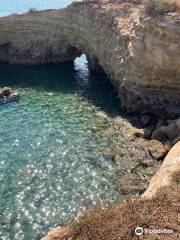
[152,117,180,143]
[148,139,167,160]
[0,0,179,117]
[0,87,19,103]
[142,141,180,198]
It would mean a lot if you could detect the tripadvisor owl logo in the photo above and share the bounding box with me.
[135,227,144,236]
[135,226,174,235]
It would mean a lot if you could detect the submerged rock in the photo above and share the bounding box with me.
[96,111,108,119]
[0,87,19,104]
[148,140,167,160]
[116,173,148,195]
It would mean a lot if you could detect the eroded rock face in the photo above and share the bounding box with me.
[0,0,179,117]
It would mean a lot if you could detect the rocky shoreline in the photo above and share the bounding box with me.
[41,139,180,240]
[114,113,180,160]
[98,110,180,195]
[40,108,180,239]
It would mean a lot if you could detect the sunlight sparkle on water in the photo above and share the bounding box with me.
[0,57,122,239]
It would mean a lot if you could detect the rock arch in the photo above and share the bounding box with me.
[0,0,180,117]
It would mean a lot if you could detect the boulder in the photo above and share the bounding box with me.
[160,123,178,141]
[0,87,12,97]
[96,111,108,119]
[143,128,152,139]
[127,127,151,141]
[148,140,167,160]
[156,119,166,130]
[163,141,172,152]
[151,129,166,142]
[126,128,143,140]
[0,87,19,103]
[152,121,179,143]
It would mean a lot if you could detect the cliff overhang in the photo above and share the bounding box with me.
[0,0,180,117]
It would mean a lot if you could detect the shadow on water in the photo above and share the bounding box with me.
[0,59,121,117]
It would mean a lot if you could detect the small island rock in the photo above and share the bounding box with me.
[0,87,19,103]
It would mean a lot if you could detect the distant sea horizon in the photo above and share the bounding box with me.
[0,0,73,16]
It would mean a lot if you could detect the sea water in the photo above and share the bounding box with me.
[0,1,124,239]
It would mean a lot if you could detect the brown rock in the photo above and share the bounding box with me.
[164,141,172,152]
[159,123,178,141]
[1,87,12,97]
[142,141,180,199]
[148,140,167,160]
[156,119,166,130]
[139,158,154,167]
[127,128,144,141]
[0,87,19,103]
[151,129,166,142]
[96,111,108,119]
[172,136,180,145]
[152,122,179,143]
[143,128,152,139]
[104,127,115,137]
[117,173,147,195]
[127,127,151,141]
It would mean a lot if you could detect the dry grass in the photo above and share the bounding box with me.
[68,188,180,240]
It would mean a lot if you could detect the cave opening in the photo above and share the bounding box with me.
[74,54,89,75]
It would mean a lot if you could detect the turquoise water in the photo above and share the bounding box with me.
[0,1,125,239]
[0,57,124,239]
[0,0,73,16]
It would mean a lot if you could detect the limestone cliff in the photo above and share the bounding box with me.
[0,0,179,117]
